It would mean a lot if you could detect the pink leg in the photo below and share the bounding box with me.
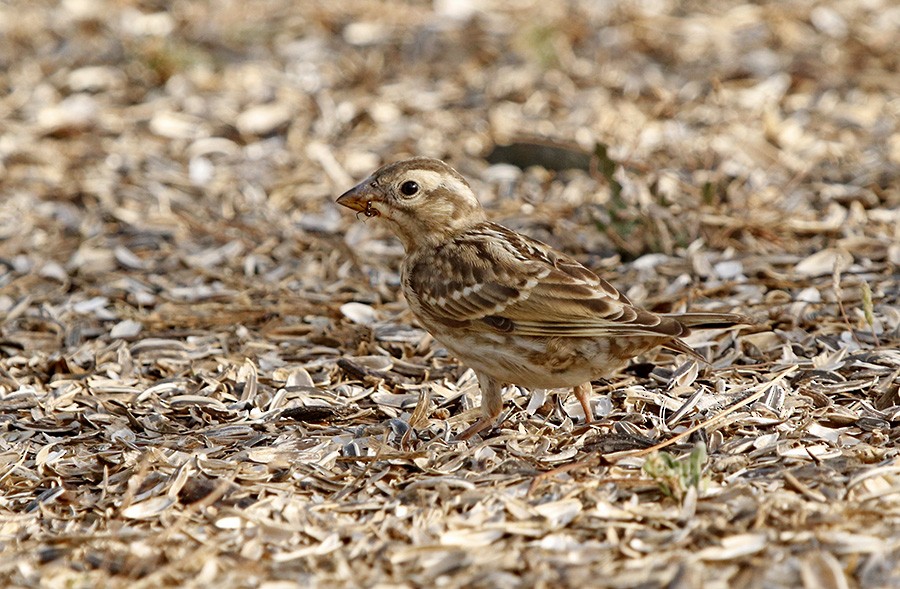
[574,382,594,423]
[459,373,503,440]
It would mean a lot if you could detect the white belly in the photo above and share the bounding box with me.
[435,330,623,389]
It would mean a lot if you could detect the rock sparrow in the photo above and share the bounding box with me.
[337,157,747,439]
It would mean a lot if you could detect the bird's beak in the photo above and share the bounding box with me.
[336,179,379,217]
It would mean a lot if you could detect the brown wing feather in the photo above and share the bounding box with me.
[405,222,687,338]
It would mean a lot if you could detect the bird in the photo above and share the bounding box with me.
[337,157,748,439]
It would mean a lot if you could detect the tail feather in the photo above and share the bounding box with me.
[662,337,705,361]
[656,313,750,363]
[664,312,752,330]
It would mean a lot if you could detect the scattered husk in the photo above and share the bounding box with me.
[1,0,898,588]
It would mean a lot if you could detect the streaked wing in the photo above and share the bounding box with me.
[405,223,684,338]
[405,225,545,325]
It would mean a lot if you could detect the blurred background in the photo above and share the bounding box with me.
[2,0,897,265]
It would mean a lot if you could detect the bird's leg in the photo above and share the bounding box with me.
[458,373,503,440]
[574,382,594,424]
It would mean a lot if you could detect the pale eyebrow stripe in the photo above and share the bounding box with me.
[440,175,477,205]
[409,170,443,189]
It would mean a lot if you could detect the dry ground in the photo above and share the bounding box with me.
[1,1,899,587]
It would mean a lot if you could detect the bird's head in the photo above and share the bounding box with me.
[336,157,486,251]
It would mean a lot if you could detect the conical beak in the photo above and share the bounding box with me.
[336,180,376,215]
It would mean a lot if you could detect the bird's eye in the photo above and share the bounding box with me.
[399,180,419,196]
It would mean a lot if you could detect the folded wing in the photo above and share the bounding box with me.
[406,223,687,338]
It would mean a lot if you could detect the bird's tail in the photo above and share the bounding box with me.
[664,312,752,329]
[660,313,751,361]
